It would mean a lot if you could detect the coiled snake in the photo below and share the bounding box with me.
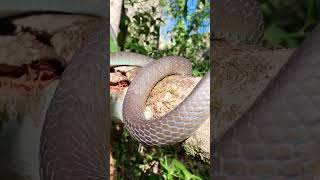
[111,52,210,146]
[213,0,320,179]
[40,17,210,180]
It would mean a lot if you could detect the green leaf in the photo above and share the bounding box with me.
[110,36,119,52]
[172,159,202,180]
[286,38,299,48]
[126,43,148,55]
[264,24,289,44]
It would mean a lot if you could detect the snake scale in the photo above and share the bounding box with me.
[40,21,109,179]
[213,0,320,179]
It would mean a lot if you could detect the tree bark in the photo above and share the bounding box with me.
[110,0,123,35]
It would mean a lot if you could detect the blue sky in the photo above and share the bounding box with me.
[160,0,210,42]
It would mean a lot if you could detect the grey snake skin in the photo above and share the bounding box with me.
[213,0,320,179]
[39,20,109,179]
[121,56,210,146]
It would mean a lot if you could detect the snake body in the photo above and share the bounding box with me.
[110,52,210,145]
[39,21,108,179]
[213,0,320,179]
[40,18,210,179]
[122,56,210,146]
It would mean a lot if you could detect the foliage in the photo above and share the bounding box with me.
[111,125,209,179]
[157,0,210,76]
[159,156,203,179]
[110,34,119,53]
[260,0,320,48]
[119,0,210,76]
[118,0,164,55]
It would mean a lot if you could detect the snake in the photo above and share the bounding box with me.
[111,52,210,145]
[40,13,210,180]
[213,0,320,179]
[39,21,109,179]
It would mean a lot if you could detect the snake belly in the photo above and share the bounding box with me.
[214,0,320,179]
